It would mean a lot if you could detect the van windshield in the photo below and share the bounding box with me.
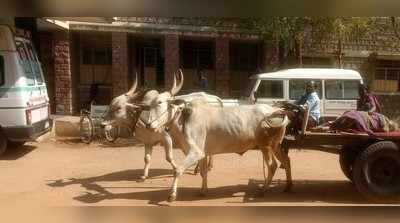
[15,39,43,85]
[244,79,257,97]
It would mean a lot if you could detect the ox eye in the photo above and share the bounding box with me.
[158,101,162,105]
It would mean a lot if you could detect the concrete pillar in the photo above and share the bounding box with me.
[164,34,179,90]
[215,37,230,97]
[112,32,129,97]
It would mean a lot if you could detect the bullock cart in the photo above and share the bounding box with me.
[282,107,400,203]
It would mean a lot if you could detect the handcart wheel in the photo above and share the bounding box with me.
[79,115,93,144]
[104,125,119,143]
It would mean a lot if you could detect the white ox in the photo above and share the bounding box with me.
[136,74,292,202]
[103,70,219,180]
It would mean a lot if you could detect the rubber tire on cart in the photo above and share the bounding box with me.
[339,146,359,182]
[353,141,400,203]
[0,130,7,156]
[79,115,93,144]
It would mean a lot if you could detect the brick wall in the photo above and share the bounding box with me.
[376,94,400,121]
[164,34,179,90]
[215,37,230,97]
[112,32,129,97]
[263,40,279,72]
[54,32,74,115]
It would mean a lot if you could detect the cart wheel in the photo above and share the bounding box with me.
[79,115,93,144]
[104,125,119,143]
[339,146,359,182]
[353,141,400,203]
[0,130,7,156]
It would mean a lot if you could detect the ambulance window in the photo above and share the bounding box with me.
[0,55,4,85]
[16,40,35,85]
[25,42,43,84]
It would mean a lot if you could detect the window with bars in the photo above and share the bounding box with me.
[82,48,112,65]
[375,68,400,80]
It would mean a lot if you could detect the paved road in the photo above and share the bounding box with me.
[0,138,383,206]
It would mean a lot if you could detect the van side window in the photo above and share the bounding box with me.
[257,80,283,98]
[0,55,4,85]
[325,80,359,99]
[289,80,322,100]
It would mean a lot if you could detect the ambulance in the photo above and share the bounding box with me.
[0,24,50,155]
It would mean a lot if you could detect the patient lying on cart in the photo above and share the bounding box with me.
[316,111,399,135]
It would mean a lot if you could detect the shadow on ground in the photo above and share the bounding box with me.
[55,137,144,148]
[47,168,371,205]
[0,144,37,160]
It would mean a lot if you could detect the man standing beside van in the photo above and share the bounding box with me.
[295,81,321,128]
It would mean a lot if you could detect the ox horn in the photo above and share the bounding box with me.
[127,72,138,96]
[170,69,184,96]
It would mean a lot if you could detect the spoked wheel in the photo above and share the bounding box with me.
[79,115,93,144]
[353,141,400,203]
[104,125,119,143]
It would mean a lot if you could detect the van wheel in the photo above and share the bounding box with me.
[353,141,400,203]
[0,131,7,156]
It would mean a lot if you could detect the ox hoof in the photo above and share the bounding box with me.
[198,189,208,197]
[168,194,177,202]
[137,176,147,182]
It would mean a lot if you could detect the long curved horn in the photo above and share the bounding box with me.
[127,72,138,96]
[170,69,184,95]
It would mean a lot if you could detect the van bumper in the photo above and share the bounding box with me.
[2,119,52,142]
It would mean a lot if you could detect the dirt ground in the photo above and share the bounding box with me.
[0,137,391,206]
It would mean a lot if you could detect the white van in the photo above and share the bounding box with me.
[0,24,50,155]
[221,68,363,121]
[249,68,363,119]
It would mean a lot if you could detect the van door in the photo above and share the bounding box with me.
[324,79,359,117]
[254,79,285,105]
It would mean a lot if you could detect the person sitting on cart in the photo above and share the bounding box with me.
[295,81,321,128]
[357,83,381,114]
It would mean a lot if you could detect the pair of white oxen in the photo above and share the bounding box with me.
[104,70,292,202]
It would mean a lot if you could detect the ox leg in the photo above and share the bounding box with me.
[140,145,153,181]
[169,136,205,202]
[194,155,212,174]
[262,148,277,192]
[199,157,208,196]
[207,155,214,171]
[273,144,293,192]
[194,162,200,175]
[160,130,178,171]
